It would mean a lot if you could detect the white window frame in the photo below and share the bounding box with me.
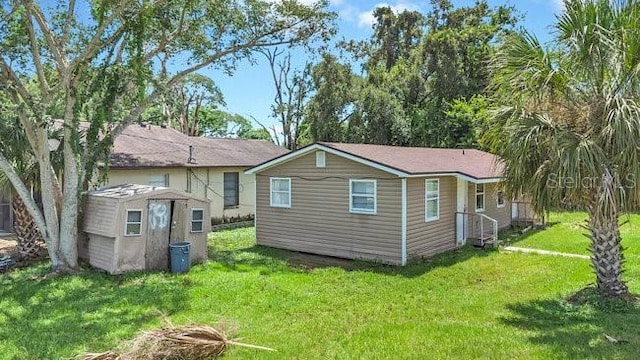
[425,179,440,222]
[497,190,505,208]
[316,151,326,168]
[148,174,169,187]
[349,179,377,214]
[124,209,143,236]
[476,183,485,212]
[270,177,291,208]
[190,208,205,233]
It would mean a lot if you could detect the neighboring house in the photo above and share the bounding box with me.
[246,142,512,266]
[106,124,289,221]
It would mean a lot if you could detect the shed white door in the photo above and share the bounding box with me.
[146,200,172,270]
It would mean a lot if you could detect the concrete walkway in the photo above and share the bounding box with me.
[503,246,590,259]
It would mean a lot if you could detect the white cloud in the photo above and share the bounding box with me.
[356,2,420,28]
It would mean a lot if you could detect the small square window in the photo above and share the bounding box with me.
[270,178,291,208]
[191,208,204,233]
[350,179,376,214]
[149,174,169,187]
[125,210,143,236]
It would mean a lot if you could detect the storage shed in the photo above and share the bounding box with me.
[80,184,210,274]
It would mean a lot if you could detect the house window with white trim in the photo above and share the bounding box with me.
[149,174,169,187]
[270,177,291,208]
[190,208,204,233]
[476,183,485,212]
[125,209,143,236]
[497,190,505,208]
[425,179,439,221]
[350,179,376,214]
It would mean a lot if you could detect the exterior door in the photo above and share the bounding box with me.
[456,178,468,245]
[170,200,188,244]
[146,200,172,270]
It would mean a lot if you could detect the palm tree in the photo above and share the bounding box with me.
[492,0,640,298]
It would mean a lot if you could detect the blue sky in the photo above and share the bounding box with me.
[212,0,564,131]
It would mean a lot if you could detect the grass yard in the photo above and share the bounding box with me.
[505,212,640,257]
[1,216,639,359]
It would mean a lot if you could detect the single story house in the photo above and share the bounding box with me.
[246,142,511,265]
[106,124,289,222]
[80,184,210,274]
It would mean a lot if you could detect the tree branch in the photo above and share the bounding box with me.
[21,0,67,70]
[61,0,76,46]
[23,5,50,102]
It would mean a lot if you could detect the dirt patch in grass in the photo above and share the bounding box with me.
[0,236,17,257]
[566,286,640,310]
[286,251,361,271]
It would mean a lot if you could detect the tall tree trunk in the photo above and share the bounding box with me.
[57,94,80,272]
[587,173,629,298]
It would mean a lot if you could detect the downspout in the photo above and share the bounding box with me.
[205,168,209,199]
[186,169,191,193]
[401,177,407,266]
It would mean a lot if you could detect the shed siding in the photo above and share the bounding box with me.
[88,234,116,273]
[256,152,402,264]
[468,182,511,229]
[180,198,211,263]
[83,196,118,237]
[406,176,458,258]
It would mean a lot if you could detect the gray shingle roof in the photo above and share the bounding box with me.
[109,124,289,168]
[319,142,503,179]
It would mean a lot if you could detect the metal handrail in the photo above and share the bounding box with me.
[455,211,498,248]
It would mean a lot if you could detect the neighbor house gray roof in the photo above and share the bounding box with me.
[247,142,503,180]
[109,124,289,169]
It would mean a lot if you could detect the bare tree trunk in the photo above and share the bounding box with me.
[587,172,629,298]
[57,95,80,271]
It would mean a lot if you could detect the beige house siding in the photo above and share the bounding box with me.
[467,182,511,229]
[107,167,254,220]
[187,167,254,220]
[406,176,458,258]
[255,151,403,264]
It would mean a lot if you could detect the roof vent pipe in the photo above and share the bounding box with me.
[188,145,197,164]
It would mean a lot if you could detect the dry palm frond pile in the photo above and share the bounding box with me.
[78,324,275,360]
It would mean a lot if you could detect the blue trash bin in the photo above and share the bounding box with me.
[169,242,191,273]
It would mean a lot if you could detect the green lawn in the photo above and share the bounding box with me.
[505,211,640,258]
[1,221,639,359]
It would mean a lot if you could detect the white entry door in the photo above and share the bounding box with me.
[456,178,468,246]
